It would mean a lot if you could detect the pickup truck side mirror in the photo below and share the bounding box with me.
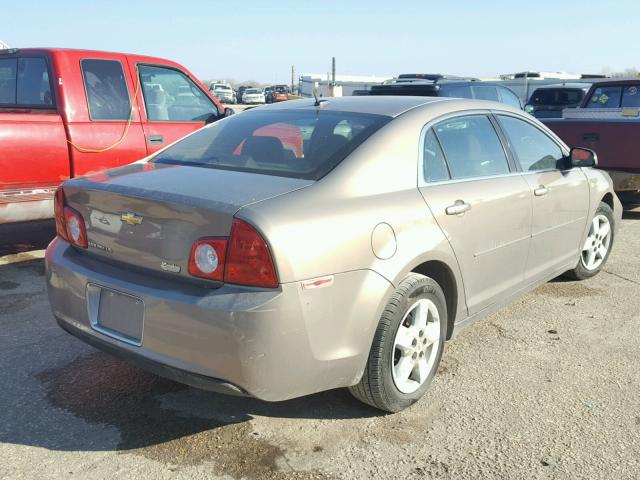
[524,104,534,114]
[570,147,597,168]
[224,107,235,117]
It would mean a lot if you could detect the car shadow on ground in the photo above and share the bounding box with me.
[0,219,55,256]
[4,348,381,456]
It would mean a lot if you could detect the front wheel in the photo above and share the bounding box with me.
[565,201,614,280]
[349,273,447,412]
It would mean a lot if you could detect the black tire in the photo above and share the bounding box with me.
[349,273,447,412]
[565,201,615,280]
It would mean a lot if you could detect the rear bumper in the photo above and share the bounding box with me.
[46,239,392,401]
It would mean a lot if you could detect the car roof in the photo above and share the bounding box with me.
[532,83,591,90]
[251,96,520,118]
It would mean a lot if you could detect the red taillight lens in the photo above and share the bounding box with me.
[224,219,278,288]
[188,238,227,280]
[63,207,88,248]
[54,187,68,241]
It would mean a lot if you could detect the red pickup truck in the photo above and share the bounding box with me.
[543,80,640,203]
[0,48,229,224]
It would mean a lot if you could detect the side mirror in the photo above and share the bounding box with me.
[570,147,597,167]
[224,107,235,117]
[524,104,534,114]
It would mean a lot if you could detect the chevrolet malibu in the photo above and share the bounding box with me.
[46,97,622,412]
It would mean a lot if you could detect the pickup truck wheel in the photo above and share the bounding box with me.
[349,273,447,413]
[565,202,614,280]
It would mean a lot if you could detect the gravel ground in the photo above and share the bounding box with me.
[0,212,638,480]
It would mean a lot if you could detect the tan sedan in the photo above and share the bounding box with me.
[46,96,622,412]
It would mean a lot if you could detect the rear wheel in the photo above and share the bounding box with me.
[565,202,614,280]
[349,273,447,412]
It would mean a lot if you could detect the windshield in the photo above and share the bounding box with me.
[152,109,391,180]
[215,85,231,91]
[531,88,584,106]
[245,89,261,94]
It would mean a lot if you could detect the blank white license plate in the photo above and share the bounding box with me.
[87,284,144,345]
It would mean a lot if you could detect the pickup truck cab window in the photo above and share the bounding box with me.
[81,59,131,121]
[438,85,472,99]
[621,86,640,107]
[496,115,564,171]
[138,64,218,122]
[433,115,510,180]
[588,86,622,108]
[0,56,53,107]
[422,128,450,183]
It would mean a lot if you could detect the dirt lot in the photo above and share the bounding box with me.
[0,212,639,480]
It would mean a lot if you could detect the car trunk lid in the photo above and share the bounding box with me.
[63,162,312,280]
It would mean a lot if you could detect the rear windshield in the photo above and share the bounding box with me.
[152,109,391,180]
[530,88,584,106]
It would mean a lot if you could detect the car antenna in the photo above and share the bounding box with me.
[312,87,327,107]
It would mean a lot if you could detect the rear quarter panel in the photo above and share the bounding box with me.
[238,103,469,323]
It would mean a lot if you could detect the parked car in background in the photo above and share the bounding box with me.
[543,80,640,203]
[209,83,235,104]
[264,86,274,103]
[242,88,265,104]
[0,47,230,224]
[368,80,522,109]
[271,85,290,102]
[236,85,253,103]
[47,96,621,413]
[524,83,591,119]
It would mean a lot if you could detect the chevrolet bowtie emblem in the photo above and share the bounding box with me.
[120,211,143,225]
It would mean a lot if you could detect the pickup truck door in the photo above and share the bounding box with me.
[131,62,223,155]
[0,53,70,223]
[63,53,147,177]
[495,113,589,280]
[419,113,532,315]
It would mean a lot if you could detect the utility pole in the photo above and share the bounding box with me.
[329,57,336,97]
[291,65,295,95]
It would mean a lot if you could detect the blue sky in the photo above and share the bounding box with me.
[3,0,639,82]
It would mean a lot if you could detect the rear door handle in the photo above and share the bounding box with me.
[445,200,471,216]
[534,185,549,197]
[147,134,164,144]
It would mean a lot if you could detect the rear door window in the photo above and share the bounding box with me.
[422,129,450,182]
[472,86,500,101]
[433,115,510,179]
[497,115,564,171]
[139,64,218,122]
[0,57,53,107]
[438,85,472,99]
[498,87,522,109]
[81,59,131,120]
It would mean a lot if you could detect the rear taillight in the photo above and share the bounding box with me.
[54,186,87,248]
[54,187,68,241]
[63,207,88,248]
[188,238,227,281]
[188,219,278,288]
[224,219,278,288]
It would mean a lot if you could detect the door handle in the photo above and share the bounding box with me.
[147,134,164,144]
[445,200,471,216]
[534,185,549,197]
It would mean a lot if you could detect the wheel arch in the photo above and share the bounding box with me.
[410,259,460,340]
[601,192,614,210]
